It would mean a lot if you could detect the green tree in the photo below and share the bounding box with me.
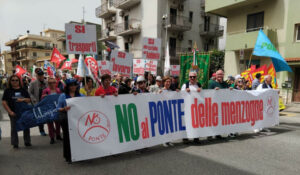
[209,50,225,76]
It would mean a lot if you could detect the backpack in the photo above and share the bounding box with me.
[185,81,201,89]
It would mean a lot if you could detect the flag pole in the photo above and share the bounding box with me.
[248,52,253,69]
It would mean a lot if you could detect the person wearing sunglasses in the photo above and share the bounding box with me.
[181,71,202,143]
[57,78,83,163]
[181,71,201,92]
[234,78,245,90]
[41,77,62,144]
[2,75,32,149]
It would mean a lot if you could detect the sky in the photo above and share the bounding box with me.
[0,0,101,51]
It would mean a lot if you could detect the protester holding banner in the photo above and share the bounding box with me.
[41,77,62,144]
[181,71,201,92]
[149,76,163,93]
[57,78,82,163]
[257,75,273,90]
[170,76,179,91]
[160,76,175,93]
[208,70,229,90]
[145,73,155,88]
[80,77,96,96]
[132,76,149,94]
[118,77,132,94]
[28,68,47,136]
[95,74,118,97]
[2,75,32,149]
[234,78,245,90]
[252,73,262,90]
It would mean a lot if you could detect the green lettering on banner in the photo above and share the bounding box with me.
[261,42,276,51]
[128,104,140,141]
[115,103,140,143]
[115,104,130,143]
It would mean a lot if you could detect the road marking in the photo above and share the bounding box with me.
[280,112,297,117]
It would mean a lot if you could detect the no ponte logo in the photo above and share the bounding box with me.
[77,111,110,144]
[266,96,275,117]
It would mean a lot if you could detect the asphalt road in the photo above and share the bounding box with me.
[0,90,300,175]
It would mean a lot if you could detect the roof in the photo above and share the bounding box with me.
[285,58,300,62]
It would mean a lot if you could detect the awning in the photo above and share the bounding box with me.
[285,57,300,62]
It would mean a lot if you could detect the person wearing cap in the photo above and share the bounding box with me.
[57,78,82,163]
[149,76,163,93]
[132,76,149,94]
[181,71,201,92]
[252,73,262,90]
[95,74,118,97]
[28,68,47,136]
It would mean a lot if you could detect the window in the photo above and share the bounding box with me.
[45,53,50,56]
[169,38,176,57]
[45,43,51,48]
[204,16,210,32]
[32,41,36,46]
[124,43,129,52]
[188,40,192,52]
[189,11,193,23]
[33,52,37,57]
[295,24,300,42]
[247,12,264,32]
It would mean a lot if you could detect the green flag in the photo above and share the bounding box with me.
[180,53,210,89]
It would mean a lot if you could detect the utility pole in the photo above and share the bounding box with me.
[82,6,86,24]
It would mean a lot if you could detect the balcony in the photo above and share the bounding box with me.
[114,0,140,10]
[114,19,141,36]
[16,44,53,50]
[226,28,273,51]
[99,30,117,41]
[165,15,192,32]
[95,1,116,19]
[199,23,224,37]
[200,0,205,8]
[205,0,266,16]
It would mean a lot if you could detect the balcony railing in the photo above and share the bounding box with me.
[200,0,205,8]
[100,29,117,41]
[95,1,116,18]
[16,44,53,50]
[114,19,141,36]
[199,23,224,37]
[165,15,192,32]
[114,0,141,10]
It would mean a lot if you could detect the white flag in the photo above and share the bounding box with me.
[76,54,85,77]
[164,42,170,76]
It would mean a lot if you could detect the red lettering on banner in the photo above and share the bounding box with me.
[111,58,131,77]
[191,98,218,128]
[75,25,85,33]
[118,52,126,58]
[85,113,100,126]
[148,38,154,44]
[221,100,264,126]
[68,41,96,53]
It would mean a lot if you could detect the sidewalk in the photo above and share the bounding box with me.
[283,103,300,113]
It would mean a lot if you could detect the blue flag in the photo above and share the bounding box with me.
[253,30,292,72]
[15,94,60,131]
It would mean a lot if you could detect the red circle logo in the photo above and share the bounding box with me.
[266,96,275,117]
[77,111,110,144]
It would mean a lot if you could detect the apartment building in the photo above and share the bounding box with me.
[5,29,65,70]
[0,51,13,75]
[96,0,223,73]
[206,0,300,103]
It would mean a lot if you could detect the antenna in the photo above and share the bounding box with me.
[82,6,86,24]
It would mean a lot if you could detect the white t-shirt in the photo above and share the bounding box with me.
[256,83,271,90]
[181,82,200,91]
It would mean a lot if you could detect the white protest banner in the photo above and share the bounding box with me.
[110,50,133,77]
[145,60,158,75]
[142,37,161,60]
[98,60,111,75]
[133,59,145,75]
[65,23,97,54]
[67,89,279,162]
[170,65,180,76]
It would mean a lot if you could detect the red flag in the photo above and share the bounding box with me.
[60,59,72,70]
[50,48,66,67]
[71,58,78,63]
[15,65,27,77]
[84,56,99,79]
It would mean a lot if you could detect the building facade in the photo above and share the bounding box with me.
[0,51,13,75]
[206,0,300,103]
[96,0,223,74]
[5,29,65,71]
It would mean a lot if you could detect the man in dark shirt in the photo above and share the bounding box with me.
[208,70,229,89]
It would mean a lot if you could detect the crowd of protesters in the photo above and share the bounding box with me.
[1,68,274,163]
